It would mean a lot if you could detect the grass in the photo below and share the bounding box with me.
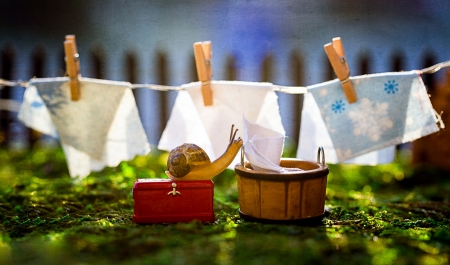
[0,145,449,265]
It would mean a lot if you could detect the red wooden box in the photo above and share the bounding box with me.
[132,179,215,224]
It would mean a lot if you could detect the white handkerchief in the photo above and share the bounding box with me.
[158,81,285,167]
[297,92,396,164]
[244,117,300,172]
[18,85,59,138]
[18,77,150,178]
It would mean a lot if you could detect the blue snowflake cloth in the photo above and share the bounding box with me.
[297,92,396,165]
[308,70,441,162]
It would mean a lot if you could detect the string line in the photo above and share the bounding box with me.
[1,60,450,95]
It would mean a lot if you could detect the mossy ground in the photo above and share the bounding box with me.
[0,146,449,265]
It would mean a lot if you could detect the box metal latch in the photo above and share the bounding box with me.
[167,182,181,197]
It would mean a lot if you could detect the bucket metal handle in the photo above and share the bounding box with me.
[241,144,245,167]
[317,146,325,166]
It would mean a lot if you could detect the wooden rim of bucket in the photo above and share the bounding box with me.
[234,158,329,182]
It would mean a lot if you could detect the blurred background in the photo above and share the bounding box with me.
[1,0,449,168]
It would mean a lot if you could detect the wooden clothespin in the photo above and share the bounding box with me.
[193,41,213,106]
[64,35,81,101]
[324,37,357,104]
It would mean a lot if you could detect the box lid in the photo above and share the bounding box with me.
[133,178,214,191]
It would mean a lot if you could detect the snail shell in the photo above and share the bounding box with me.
[167,143,211,178]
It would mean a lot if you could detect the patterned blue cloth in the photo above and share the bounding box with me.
[309,70,440,161]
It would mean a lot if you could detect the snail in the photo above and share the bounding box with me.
[166,124,243,181]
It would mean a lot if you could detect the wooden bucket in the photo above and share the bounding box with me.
[235,147,328,224]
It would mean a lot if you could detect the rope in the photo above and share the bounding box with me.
[0,79,29,88]
[1,60,450,94]
[130,83,182,91]
[420,60,450,74]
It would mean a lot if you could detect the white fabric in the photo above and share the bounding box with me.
[158,81,285,168]
[18,85,59,138]
[18,77,150,178]
[297,92,396,165]
[243,117,300,172]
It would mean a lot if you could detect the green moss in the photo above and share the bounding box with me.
[0,146,449,264]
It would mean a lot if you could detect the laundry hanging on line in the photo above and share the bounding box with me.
[158,80,286,168]
[5,59,449,177]
[18,77,150,178]
[297,92,396,165]
[303,70,442,162]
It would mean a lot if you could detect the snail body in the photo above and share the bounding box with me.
[166,125,243,181]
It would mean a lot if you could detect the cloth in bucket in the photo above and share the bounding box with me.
[244,116,301,172]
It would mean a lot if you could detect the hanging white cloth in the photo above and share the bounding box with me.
[158,81,285,168]
[18,77,150,178]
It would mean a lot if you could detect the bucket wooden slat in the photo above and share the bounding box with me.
[287,181,301,219]
[237,176,261,217]
[260,181,286,219]
[301,177,326,218]
[235,159,328,222]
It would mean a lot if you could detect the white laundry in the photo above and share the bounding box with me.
[158,81,285,168]
[243,116,301,172]
[18,84,59,138]
[18,77,150,178]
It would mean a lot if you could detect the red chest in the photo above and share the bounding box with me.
[132,179,215,224]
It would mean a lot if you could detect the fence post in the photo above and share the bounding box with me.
[0,44,15,147]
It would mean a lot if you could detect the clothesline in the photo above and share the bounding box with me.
[16,64,447,178]
[0,79,309,94]
[420,60,450,74]
[0,79,29,88]
[130,83,310,94]
[1,60,449,94]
